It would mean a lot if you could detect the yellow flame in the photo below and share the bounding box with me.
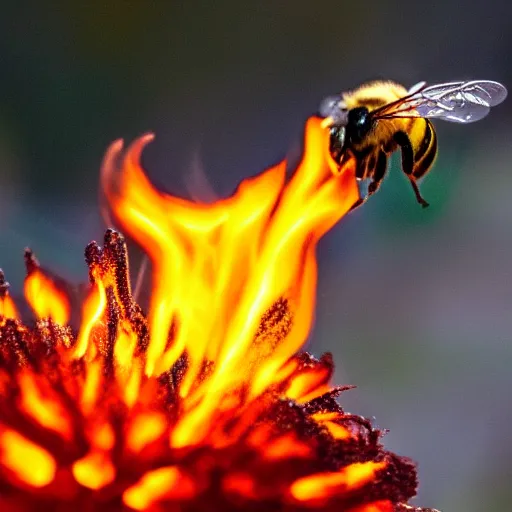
[81,359,103,414]
[100,117,358,448]
[290,461,387,501]
[0,294,18,320]
[74,282,106,359]
[24,269,70,325]
[0,115,421,510]
[114,324,138,369]
[127,412,167,452]
[72,451,116,490]
[311,412,351,440]
[0,428,56,487]
[18,372,72,440]
[122,466,196,510]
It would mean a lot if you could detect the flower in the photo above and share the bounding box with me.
[0,118,438,511]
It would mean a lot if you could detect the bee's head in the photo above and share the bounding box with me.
[346,107,373,144]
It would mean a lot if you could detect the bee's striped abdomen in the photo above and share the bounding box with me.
[412,120,437,179]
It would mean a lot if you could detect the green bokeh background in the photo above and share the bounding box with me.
[1,2,511,510]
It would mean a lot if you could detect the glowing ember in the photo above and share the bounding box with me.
[0,117,438,511]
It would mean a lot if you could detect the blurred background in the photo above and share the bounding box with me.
[0,2,510,510]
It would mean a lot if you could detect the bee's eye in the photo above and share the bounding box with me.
[348,107,370,128]
[347,107,372,143]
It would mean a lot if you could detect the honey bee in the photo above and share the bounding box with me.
[320,80,507,207]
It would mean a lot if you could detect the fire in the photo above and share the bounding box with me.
[0,428,56,487]
[0,271,18,321]
[100,117,359,448]
[23,250,70,326]
[0,117,438,511]
[290,461,387,501]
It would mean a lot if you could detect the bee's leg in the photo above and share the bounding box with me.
[349,151,372,211]
[368,150,388,196]
[408,179,430,208]
[393,132,430,208]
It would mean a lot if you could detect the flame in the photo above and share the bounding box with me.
[0,116,436,512]
[0,427,56,487]
[123,466,196,510]
[126,412,167,452]
[24,266,70,325]
[0,296,18,321]
[74,281,106,359]
[72,451,116,490]
[18,372,73,440]
[290,461,387,501]
[0,271,18,321]
[100,117,358,447]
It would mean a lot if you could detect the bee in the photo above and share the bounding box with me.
[319,80,507,207]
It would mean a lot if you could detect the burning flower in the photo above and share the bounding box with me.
[0,118,437,511]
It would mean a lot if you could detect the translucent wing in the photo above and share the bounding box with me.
[422,80,507,107]
[407,81,427,95]
[374,80,507,124]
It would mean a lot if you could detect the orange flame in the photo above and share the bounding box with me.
[0,296,18,320]
[122,466,196,510]
[72,451,116,490]
[0,427,56,487]
[74,281,106,359]
[100,117,358,447]
[0,271,18,321]
[18,372,73,441]
[0,116,431,511]
[126,412,167,452]
[290,461,387,502]
[24,267,70,325]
